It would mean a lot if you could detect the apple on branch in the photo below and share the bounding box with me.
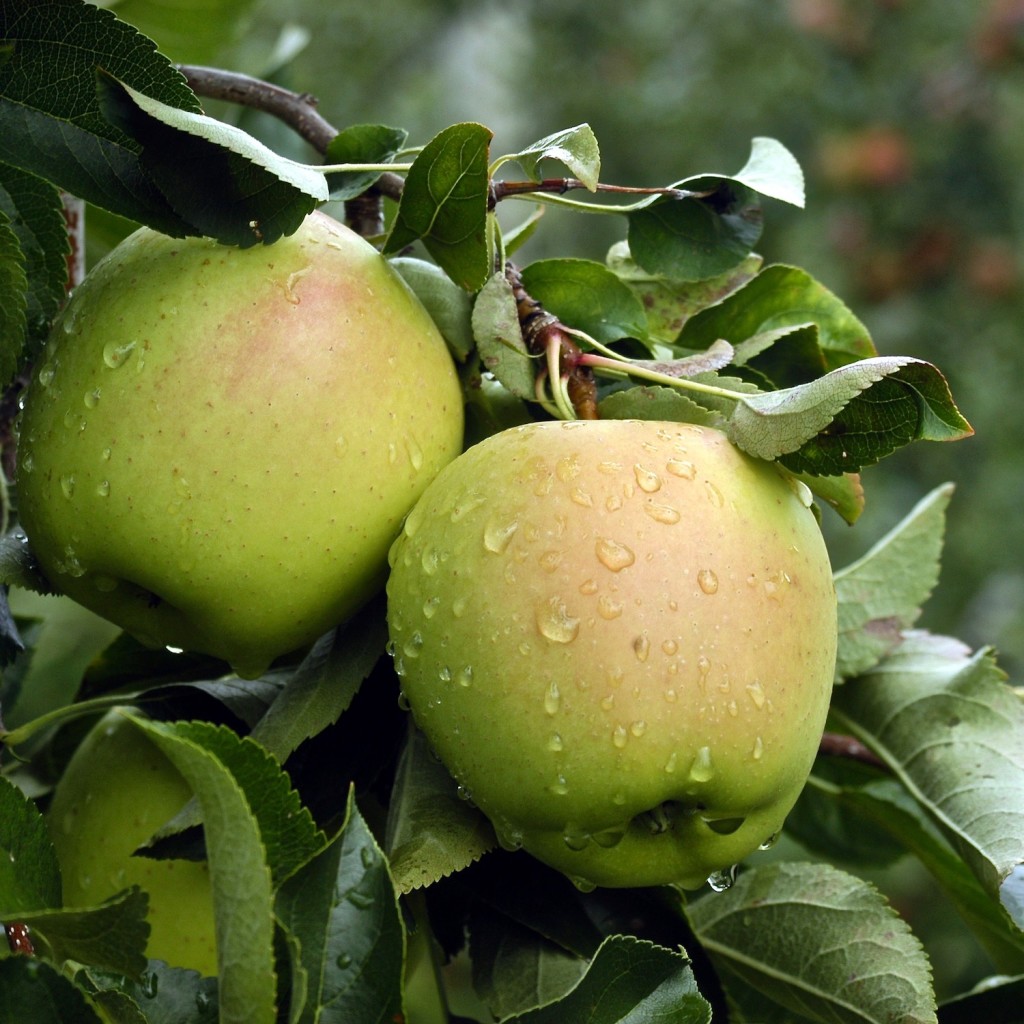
[16,211,465,677]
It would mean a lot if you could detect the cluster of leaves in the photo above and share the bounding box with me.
[0,2,1020,1023]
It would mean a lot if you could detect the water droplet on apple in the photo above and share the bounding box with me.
[697,568,719,594]
[752,735,765,760]
[597,595,623,620]
[643,501,681,524]
[455,665,473,688]
[100,447,112,462]
[688,745,714,783]
[706,865,737,892]
[633,463,662,493]
[612,724,628,748]
[536,598,580,644]
[19,451,33,474]
[666,458,696,480]
[664,751,678,773]
[495,825,524,851]
[592,827,626,849]
[422,596,440,619]
[595,537,635,572]
[563,829,590,851]
[547,732,564,752]
[703,816,745,835]
[95,479,110,498]
[633,633,651,662]
[630,719,647,738]
[451,596,468,618]
[63,408,86,432]
[37,363,56,389]
[539,549,563,573]
[449,492,487,522]
[387,441,398,465]
[570,876,597,893]
[456,784,473,802]
[83,387,101,409]
[60,474,76,499]
[549,774,569,796]
[661,638,679,656]
[759,831,780,851]
[483,514,519,554]
[544,680,561,715]
[570,486,594,508]
[579,578,599,595]
[397,690,411,711]
[746,680,767,709]
[705,481,724,507]
[605,494,623,512]
[420,546,439,575]
[102,340,136,369]
[405,435,424,471]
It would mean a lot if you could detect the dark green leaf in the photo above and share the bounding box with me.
[0,164,67,361]
[519,258,648,344]
[688,862,937,1024]
[0,774,62,914]
[628,183,763,282]
[385,722,496,894]
[249,600,387,764]
[834,484,953,682]
[275,790,403,1024]
[472,271,537,399]
[0,205,26,384]
[939,976,1024,1024]
[679,264,875,370]
[96,72,323,246]
[325,123,408,200]
[829,632,1024,931]
[0,0,200,234]
[725,356,973,474]
[0,957,104,1023]
[503,935,711,1023]
[502,123,601,191]
[598,383,719,425]
[384,122,492,290]
[80,961,219,1024]
[24,888,150,980]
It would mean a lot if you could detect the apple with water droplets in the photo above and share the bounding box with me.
[386,419,837,889]
[47,710,217,975]
[17,211,464,677]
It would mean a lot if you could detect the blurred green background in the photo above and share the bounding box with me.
[98,0,1024,675]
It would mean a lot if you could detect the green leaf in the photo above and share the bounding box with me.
[0,0,201,234]
[939,976,1024,1024]
[606,241,762,345]
[688,862,938,1024]
[726,356,973,474]
[501,123,601,192]
[390,256,476,361]
[0,957,105,1023]
[679,264,876,370]
[325,123,408,200]
[472,271,537,400]
[598,383,719,426]
[519,258,648,345]
[20,888,150,980]
[502,935,711,1023]
[384,122,492,291]
[833,484,953,682]
[96,73,324,245]
[80,961,219,1024]
[275,789,404,1024]
[829,632,1024,931]
[385,723,496,894]
[0,775,61,914]
[0,205,26,385]
[726,135,806,208]
[249,600,387,764]
[468,907,587,1020]
[0,164,67,359]
[128,715,278,1024]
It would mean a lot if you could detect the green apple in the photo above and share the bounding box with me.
[47,710,216,976]
[386,419,837,889]
[17,211,464,677]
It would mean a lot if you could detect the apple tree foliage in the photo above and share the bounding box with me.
[0,2,1021,1023]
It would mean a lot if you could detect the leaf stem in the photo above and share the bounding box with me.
[580,352,744,401]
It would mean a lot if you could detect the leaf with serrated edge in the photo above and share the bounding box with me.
[502,124,601,192]
[0,958,105,1023]
[688,862,937,1024]
[830,631,1024,931]
[473,272,537,399]
[501,935,710,1024]
[385,723,495,893]
[276,789,404,1024]
[127,714,277,1024]
[0,209,26,385]
[833,484,953,682]
[0,773,62,914]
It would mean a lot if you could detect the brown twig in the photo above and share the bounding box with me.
[506,263,598,419]
[818,732,886,769]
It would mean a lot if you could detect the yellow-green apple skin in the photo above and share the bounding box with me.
[47,710,217,976]
[386,420,837,889]
[17,211,464,677]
